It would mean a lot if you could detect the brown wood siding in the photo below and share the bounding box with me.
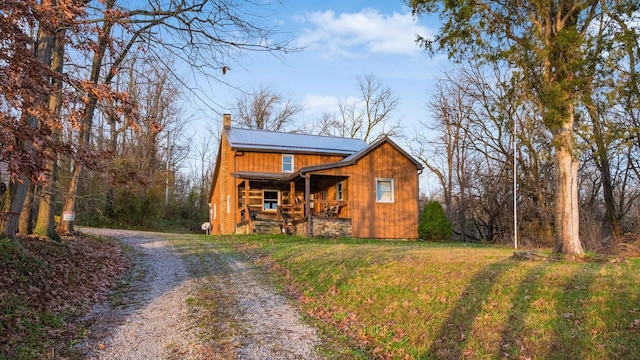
[234,152,344,173]
[210,130,238,235]
[311,142,419,239]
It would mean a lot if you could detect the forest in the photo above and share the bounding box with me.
[2,0,640,258]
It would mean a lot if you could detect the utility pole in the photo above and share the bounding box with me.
[165,131,170,207]
[513,119,518,249]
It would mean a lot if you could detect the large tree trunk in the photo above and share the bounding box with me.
[34,162,60,241]
[17,184,34,235]
[553,112,584,257]
[35,30,65,241]
[1,19,55,241]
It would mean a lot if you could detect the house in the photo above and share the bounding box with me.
[208,114,424,239]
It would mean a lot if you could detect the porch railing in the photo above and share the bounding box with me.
[313,200,346,217]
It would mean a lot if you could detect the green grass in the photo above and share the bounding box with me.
[218,235,640,360]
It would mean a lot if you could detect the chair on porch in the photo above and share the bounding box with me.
[319,203,345,217]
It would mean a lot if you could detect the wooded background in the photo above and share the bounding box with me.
[2,0,639,256]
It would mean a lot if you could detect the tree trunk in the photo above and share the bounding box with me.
[34,30,65,241]
[34,162,60,241]
[58,165,81,235]
[1,19,55,241]
[18,184,34,235]
[105,113,118,218]
[58,2,115,234]
[3,178,29,241]
[586,98,622,241]
[553,112,584,257]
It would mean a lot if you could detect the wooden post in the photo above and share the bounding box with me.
[290,180,296,220]
[305,174,312,237]
[244,180,250,234]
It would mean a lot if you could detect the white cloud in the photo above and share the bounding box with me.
[300,94,339,118]
[294,8,433,57]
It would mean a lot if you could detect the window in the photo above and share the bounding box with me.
[336,182,344,201]
[263,190,279,211]
[213,204,217,220]
[227,195,231,213]
[282,154,294,173]
[376,178,394,203]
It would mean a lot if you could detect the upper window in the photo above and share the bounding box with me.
[282,154,294,173]
[336,182,344,201]
[376,178,394,203]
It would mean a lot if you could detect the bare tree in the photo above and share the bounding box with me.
[57,0,299,234]
[413,73,473,241]
[313,74,401,143]
[414,64,558,246]
[233,85,302,131]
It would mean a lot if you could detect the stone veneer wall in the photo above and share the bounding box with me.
[294,221,308,236]
[310,217,352,238]
[239,218,352,237]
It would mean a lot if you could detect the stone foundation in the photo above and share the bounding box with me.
[311,217,352,238]
[236,217,352,237]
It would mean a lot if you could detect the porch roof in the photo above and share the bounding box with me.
[231,171,292,181]
[232,171,348,193]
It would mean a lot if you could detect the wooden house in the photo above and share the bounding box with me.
[208,114,424,239]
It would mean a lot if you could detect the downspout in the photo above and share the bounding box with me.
[417,168,424,239]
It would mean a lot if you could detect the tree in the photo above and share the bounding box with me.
[412,73,472,241]
[315,74,401,143]
[0,0,74,241]
[57,0,298,234]
[408,0,639,257]
[233,85,302,131]
[419,200,452,241]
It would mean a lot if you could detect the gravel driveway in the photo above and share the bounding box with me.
[77,228,322,360]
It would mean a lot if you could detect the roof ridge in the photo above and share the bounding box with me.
[229,127,367,142]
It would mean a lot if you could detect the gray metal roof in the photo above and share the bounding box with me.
[226,128,368,155]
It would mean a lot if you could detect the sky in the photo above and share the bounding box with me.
[187,1,450,143]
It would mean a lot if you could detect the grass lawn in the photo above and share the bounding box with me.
[220,235,640,360]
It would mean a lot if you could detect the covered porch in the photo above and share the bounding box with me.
[233,171,352,237]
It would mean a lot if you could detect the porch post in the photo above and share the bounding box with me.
[306,174,312,237]
[244,180,250,234]
[290,180,296,219]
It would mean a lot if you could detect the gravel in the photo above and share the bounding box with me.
[77,228,322,360]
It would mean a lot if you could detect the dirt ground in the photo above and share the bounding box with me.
[73,228,323,360]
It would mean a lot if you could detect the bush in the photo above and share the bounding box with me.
[418,201,452,241]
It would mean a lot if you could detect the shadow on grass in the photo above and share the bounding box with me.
[497,262,549,358]
[425,260,516,359]
[497,260,634,359]
[547,263,604,359]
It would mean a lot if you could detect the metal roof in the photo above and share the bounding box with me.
[226,128,368,155]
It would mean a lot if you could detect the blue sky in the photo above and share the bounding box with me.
[189,0,449,141]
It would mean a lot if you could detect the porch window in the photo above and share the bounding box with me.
[336,182,344,201]
[376,178,394,203]
[263,190,279,211]
[282,154,294,173]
